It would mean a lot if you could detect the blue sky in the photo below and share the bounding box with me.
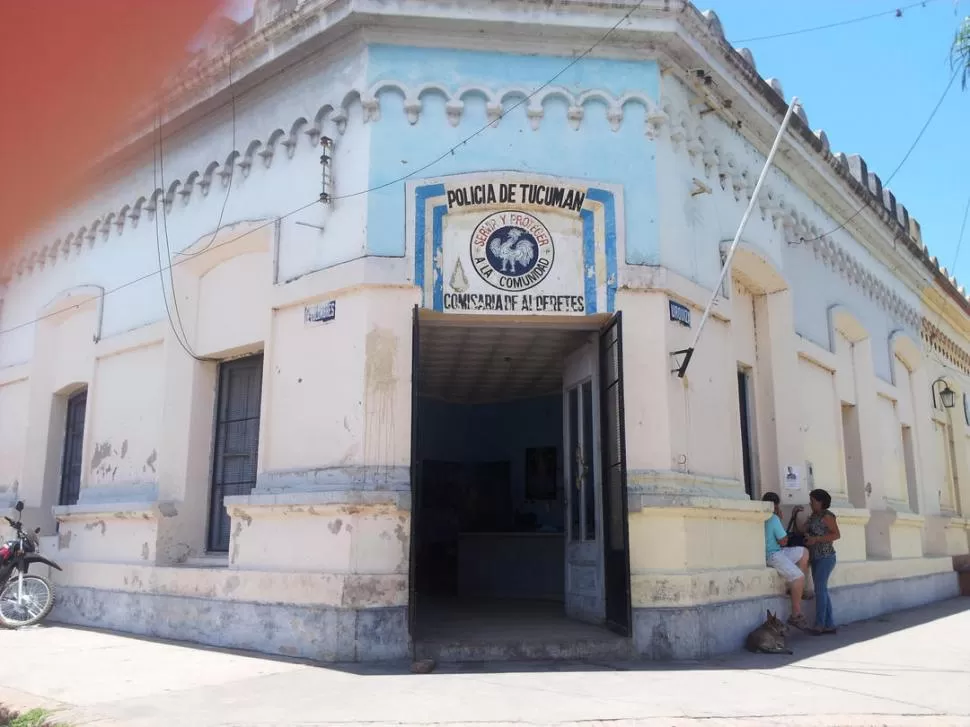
[222,0,969,283]
[708,0,970,284]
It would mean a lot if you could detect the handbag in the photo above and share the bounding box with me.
[786,512,806,549]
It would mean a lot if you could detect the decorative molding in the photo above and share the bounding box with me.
[1,81,663,289]
[805,234,921,331]
[38,0,963,346]
[711,9,969,317]
[663,36,970,326]
[664,84,925,332]
[922,319,970,376]
[364,80,666,136]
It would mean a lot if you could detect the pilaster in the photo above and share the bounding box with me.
[154,335,219,564]
[759,289,804,504]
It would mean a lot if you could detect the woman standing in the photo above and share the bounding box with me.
[793,488,840,635]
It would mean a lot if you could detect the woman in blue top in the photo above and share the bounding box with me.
[793,488,841,635]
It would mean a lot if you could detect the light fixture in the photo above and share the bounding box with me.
[932,377,956,409]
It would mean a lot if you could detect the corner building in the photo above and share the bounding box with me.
[1,0,967,661]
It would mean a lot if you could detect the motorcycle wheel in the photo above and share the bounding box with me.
[0,573,55,628]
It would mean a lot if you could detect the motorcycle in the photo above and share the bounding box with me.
[0,500,62,628]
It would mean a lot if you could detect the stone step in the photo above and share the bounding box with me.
[414,634,636,663]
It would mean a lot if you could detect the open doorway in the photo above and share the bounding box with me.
[409,311,631,656]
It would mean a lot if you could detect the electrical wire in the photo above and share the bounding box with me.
[791,66,959,246]
[0,0,648,340]
[935,190,970,299]
[953,192,970,279]
[6,0,961,344]
[925,189,970,354]
[152,51,239,360]
[178,50,236,261]
[89,0,650,188]
[153,117,216,362]
[80,0,942,186]
[729,0,942,44]
[328,0,648,202]
[81,1,948,193]
[0,200,321,338]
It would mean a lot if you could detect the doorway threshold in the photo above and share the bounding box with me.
[414,598,634,662]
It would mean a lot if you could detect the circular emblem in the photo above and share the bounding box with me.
[470,211,555,291]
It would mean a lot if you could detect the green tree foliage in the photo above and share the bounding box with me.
[954,16,970,90]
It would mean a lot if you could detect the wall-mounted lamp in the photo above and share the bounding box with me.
[932,377,956,409]
[320,136,334,204]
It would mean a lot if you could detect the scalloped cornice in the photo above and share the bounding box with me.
[0,73,945,351]
[1,81,664,286]
[55,0,967,332]
[663,92,924,332]
[691,6,970,325]
[923,319,970,377]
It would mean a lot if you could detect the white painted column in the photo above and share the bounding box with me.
[757,289,805,506]
[155,334,218,563]
[20,322,60,532]
[622,291,674,478]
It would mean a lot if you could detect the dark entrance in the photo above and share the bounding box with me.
[738,368,755,498]
[58,389,87,507]
[208,354,263,552]
[408,310,632,657]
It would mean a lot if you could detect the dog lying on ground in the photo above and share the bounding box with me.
[744,610,793,655]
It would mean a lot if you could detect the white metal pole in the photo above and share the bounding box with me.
[675,97,799,378]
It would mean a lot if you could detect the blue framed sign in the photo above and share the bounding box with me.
[408,172,622,316]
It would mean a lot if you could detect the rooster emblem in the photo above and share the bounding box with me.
[488,227,536,274]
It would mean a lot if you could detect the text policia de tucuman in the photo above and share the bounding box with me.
[446,182,586,213]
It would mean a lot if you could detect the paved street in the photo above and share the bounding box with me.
[1,598,969,726]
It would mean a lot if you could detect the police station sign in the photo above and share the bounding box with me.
[409,173,621,316]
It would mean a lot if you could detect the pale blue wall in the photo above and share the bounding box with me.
[365,44,660,264]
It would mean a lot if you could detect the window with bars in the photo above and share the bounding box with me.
[208,354,264,552]
[58,389,87,507]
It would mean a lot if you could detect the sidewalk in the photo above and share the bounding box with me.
[1,598,969,726]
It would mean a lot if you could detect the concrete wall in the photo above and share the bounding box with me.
[2,1,969,661]
[0,37,370,368]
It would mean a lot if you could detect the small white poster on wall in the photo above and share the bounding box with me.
[783,465,801,490]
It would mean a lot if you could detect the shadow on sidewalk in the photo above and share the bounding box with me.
[341,596,970,676]
[46,596,970,677]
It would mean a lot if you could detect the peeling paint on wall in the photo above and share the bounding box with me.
[363,326,398,480]
[91,441,112,471]
[84,519,107,535]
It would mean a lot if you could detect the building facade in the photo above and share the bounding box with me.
[1,0,967,661]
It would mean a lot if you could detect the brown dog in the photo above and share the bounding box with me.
[744,610,793,655]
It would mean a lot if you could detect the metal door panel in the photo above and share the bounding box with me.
[408,305,421,638]
[599,312,632,636]
[563,338,605,624]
